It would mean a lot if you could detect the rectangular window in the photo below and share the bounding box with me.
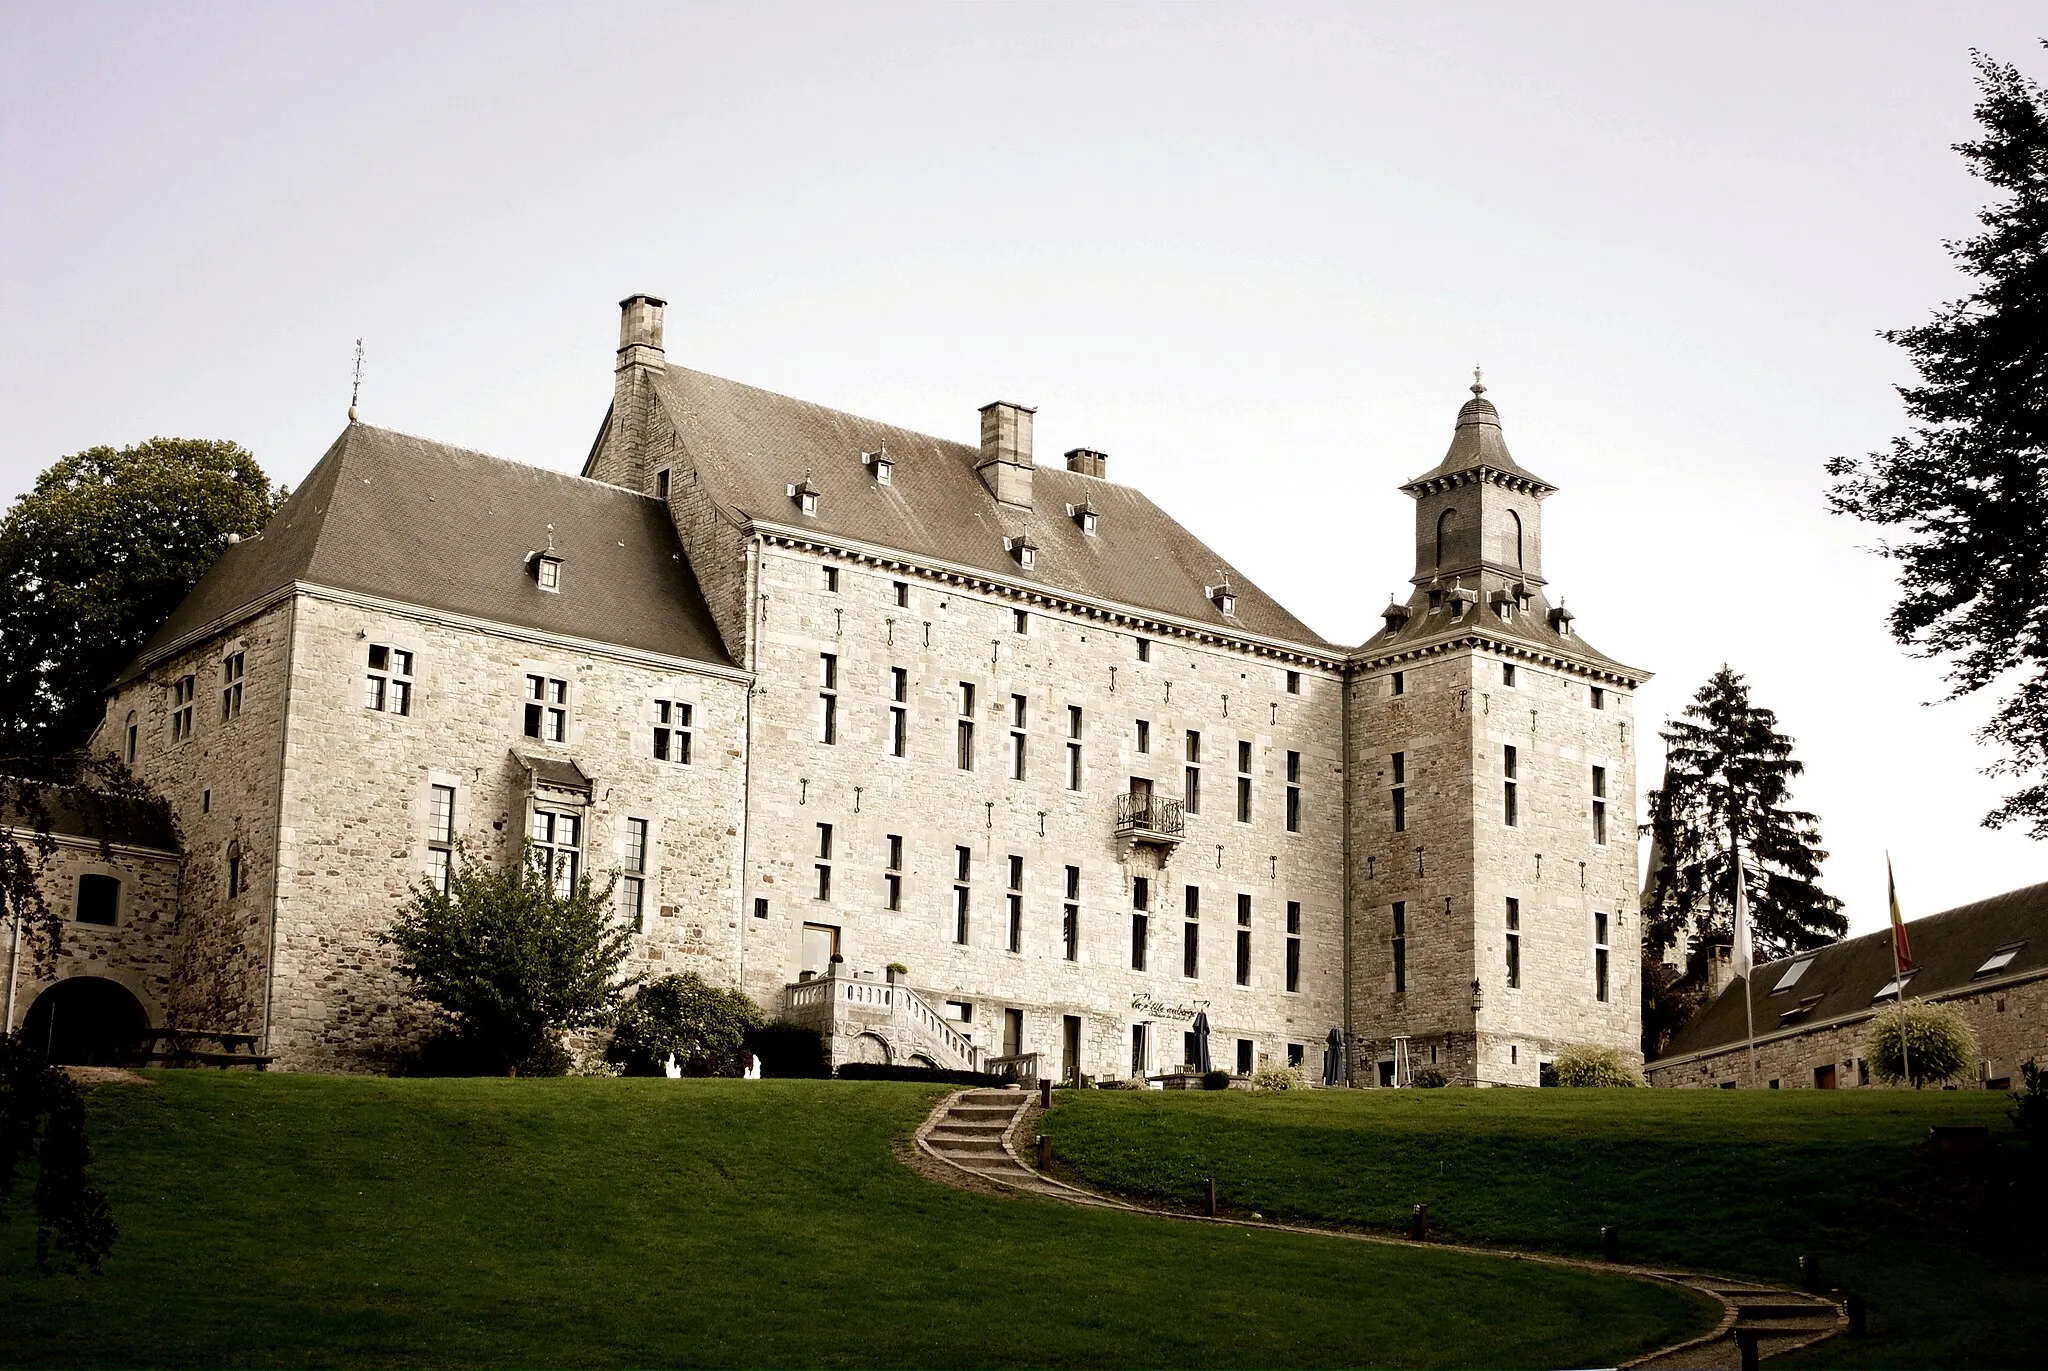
[885,834,904,910]
[620,816,649,932]
[1008,893,1024,953]
[817,822,833,859]
[1136,719,1150,754]
[957,683,976,771]
[655,468,670,499]
[1237,739,1252,772]
[1131,912,1148,971]
[1503,663,1517,687]
[1136,637,1151,662]
[1286,750,1301,832]
[226,849,242,899]
[1236,893,1252,987]
[1592,765,1608,845]
[75,873,119,926]
[1286,900,1301,993]
[170,674,196,742]
[528,807,583,897]
[1503,745,1518,827]
[524,674,567,742]
[1392,900,1406,994]
[1063,865,1081,962]
[220,651,245,720]
[1237,776,1252,824]
[1594,910,1611,1002]
[894,580,909,608]
[428,783,456,892]
[893,668,908,702]
[1391,751,1406,832]
[1506,896,1521,990]
[953,846,972,944]
[822,565,839,593]
[1287,670,1301,695]
[1392,670,1405,696]
[1132,876,1150,912]
[1185,767,1201,814]
[366,646,415,716]
[888,666,908,758]
[1013,608,1029,635]
[818,654,838,745]
[1010,694,1028,780]
[1067,739,1082,791]
[1236,1038,1254,1075]
[1591,685,1605,710]
[1184,917,1199,978]
[815,864,831,901]
[654,699,693,763]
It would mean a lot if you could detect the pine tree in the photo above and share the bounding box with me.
[1643,667,1847,970]
[1825,46,2048,838]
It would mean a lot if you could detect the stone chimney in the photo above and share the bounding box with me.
[1065,448,1107,478]
[977,401,1036,511]
[610,294,667,493]
[1703,939,1735,1002]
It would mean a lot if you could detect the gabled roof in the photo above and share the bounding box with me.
[642,366,1335,650]
[122,424,733,681]
[1656,881,2048,1063]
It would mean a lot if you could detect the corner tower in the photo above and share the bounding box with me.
[1345,379,1650,1087]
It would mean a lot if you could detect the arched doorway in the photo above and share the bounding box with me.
[21,977,149,1066]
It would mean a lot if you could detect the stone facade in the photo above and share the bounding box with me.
[9,296,1652,1081]
[5,833,183,1033]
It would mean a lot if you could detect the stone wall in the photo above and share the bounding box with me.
[737,538,1348,1080]
[7,836,183,1031]
[260,592,751,1070]
[1647,973,2048,1090]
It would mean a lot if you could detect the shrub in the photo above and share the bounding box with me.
[2012,1059,2046,1148]
[1552,1044,1644,1087]
[1867,1000,1978,1087]
[608,973,764,1077]
[381,844,637,1075]
[1202,1069,1232,1091]
[834,1063,1009,1087]
[1251,1063,1307,1092]
[1105,1075,1148,1090]
[1411,1068,1448,1088]
[747,1020,828,1078]
[0,1030,116,1273]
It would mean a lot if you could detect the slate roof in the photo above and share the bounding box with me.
[1403,386,1555,491]
[639,366,1337,651]
[1655,881,2048,1062]
[0,779,180,853]
[122,424,733,682]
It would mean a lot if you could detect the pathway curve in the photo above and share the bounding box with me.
[913,1088,1844,1370]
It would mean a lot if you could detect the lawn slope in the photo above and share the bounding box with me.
[2,1074,1714,1369]
[1042,1088,2044,1370]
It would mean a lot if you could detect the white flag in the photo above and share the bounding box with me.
[1730,844,1754,981]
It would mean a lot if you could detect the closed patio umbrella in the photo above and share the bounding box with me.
[1191,1010,1213,1073]
[1323,1027,1345,1086]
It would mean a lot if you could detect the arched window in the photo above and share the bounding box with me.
[226,841,242,900]
[1506,510,1524,567]
[123,711,138,765]
[1435,509,1458,567]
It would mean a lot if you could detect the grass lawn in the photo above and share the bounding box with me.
[1,1074,1715,1369]
[1041,1087,2046,1370]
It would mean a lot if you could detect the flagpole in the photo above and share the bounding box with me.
[1889,854,1911,1088]
[1734,836,1757,1088]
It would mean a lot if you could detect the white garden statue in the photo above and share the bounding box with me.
[663,1052,682,1079]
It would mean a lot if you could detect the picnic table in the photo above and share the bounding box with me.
[127,1027,275,1070]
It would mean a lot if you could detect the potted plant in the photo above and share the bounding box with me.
[885,962,908,985]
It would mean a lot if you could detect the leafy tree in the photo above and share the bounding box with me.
[0,438,284,757]
[0,1030,117,1274]
[1825,47,2048,838]
[382,846,638,1076]
[1639,952,1704,1061]
[608,973,763,1077]
[1643,668,1846,973]
[1867,1000,1978,1088]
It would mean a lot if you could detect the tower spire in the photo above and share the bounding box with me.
[348,339,364,424]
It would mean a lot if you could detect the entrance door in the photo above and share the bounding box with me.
[1131,1022,1150,1079]
[1814,1063,1838,1090]
[1003,1007,1024,1057]
[1129,777,1153,825]
[22,976,149,1066]
[801,923,840,976]
[1062,1015,1081,1084]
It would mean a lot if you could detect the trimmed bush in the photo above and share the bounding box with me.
[2012,1059,2046,1148]
[1250,1063,1308,1092]
[1411,1068,1448,1088]
[608,973,764,1077]
[834,1063,1010,1087]
[1202,1069,1232,1091]
[747,1020,829,1078]
[1552,1044,1644,1088]
[1867,1000,1978,1087]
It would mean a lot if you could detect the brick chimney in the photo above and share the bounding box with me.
[1065,448,1107,478]
[977,401,1036,511]
[610,294,667,492]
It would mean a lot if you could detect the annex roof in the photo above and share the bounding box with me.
[1655,881,2048,1062]
[0,777,180,853]
[640,366,1336,650]
[123,424,733,681]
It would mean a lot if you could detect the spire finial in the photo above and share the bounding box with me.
[1471,365,1485,397]
[348,339,364,423]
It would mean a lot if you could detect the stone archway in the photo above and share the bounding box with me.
[20,976,149,1066]
[850,1032,892,1065]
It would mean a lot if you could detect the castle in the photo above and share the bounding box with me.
[6,294,1649,1083]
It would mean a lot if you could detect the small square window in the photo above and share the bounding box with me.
[76,873,120,926]
[1503,663,1517,687]
[655,468,671,499]
[535,556,562,591]
[823,565,840,593]
[894,581,910,608]
[1136,638,1151,662]
[1286,670,1300,695]
[1014,608,1029,634]
[1591,686,1606,710]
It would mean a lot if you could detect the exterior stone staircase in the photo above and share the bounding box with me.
[1628,1278,1843,1369]
[783,966,980,1073]
[915,1089,1131,1205]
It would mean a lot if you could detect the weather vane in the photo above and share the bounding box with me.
[1471,365,1485,396]
[348,339,364,422]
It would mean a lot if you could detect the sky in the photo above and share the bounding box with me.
[2,3,2041,935]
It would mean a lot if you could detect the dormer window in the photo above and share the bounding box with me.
[1382,600,1410,634]
[1446,587,1476,622]
[1491,591,1515,623]
[1549,603,1575,637]
[529,553,563,591]
[789,477,821,516]
[862,449,893,486]
[1067,501,1100,535]
[1207,578,1237,616]
[1005,533,1040,570]
[1975,943,2023,977]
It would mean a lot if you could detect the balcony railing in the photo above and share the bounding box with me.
[1116,792,1185,839]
